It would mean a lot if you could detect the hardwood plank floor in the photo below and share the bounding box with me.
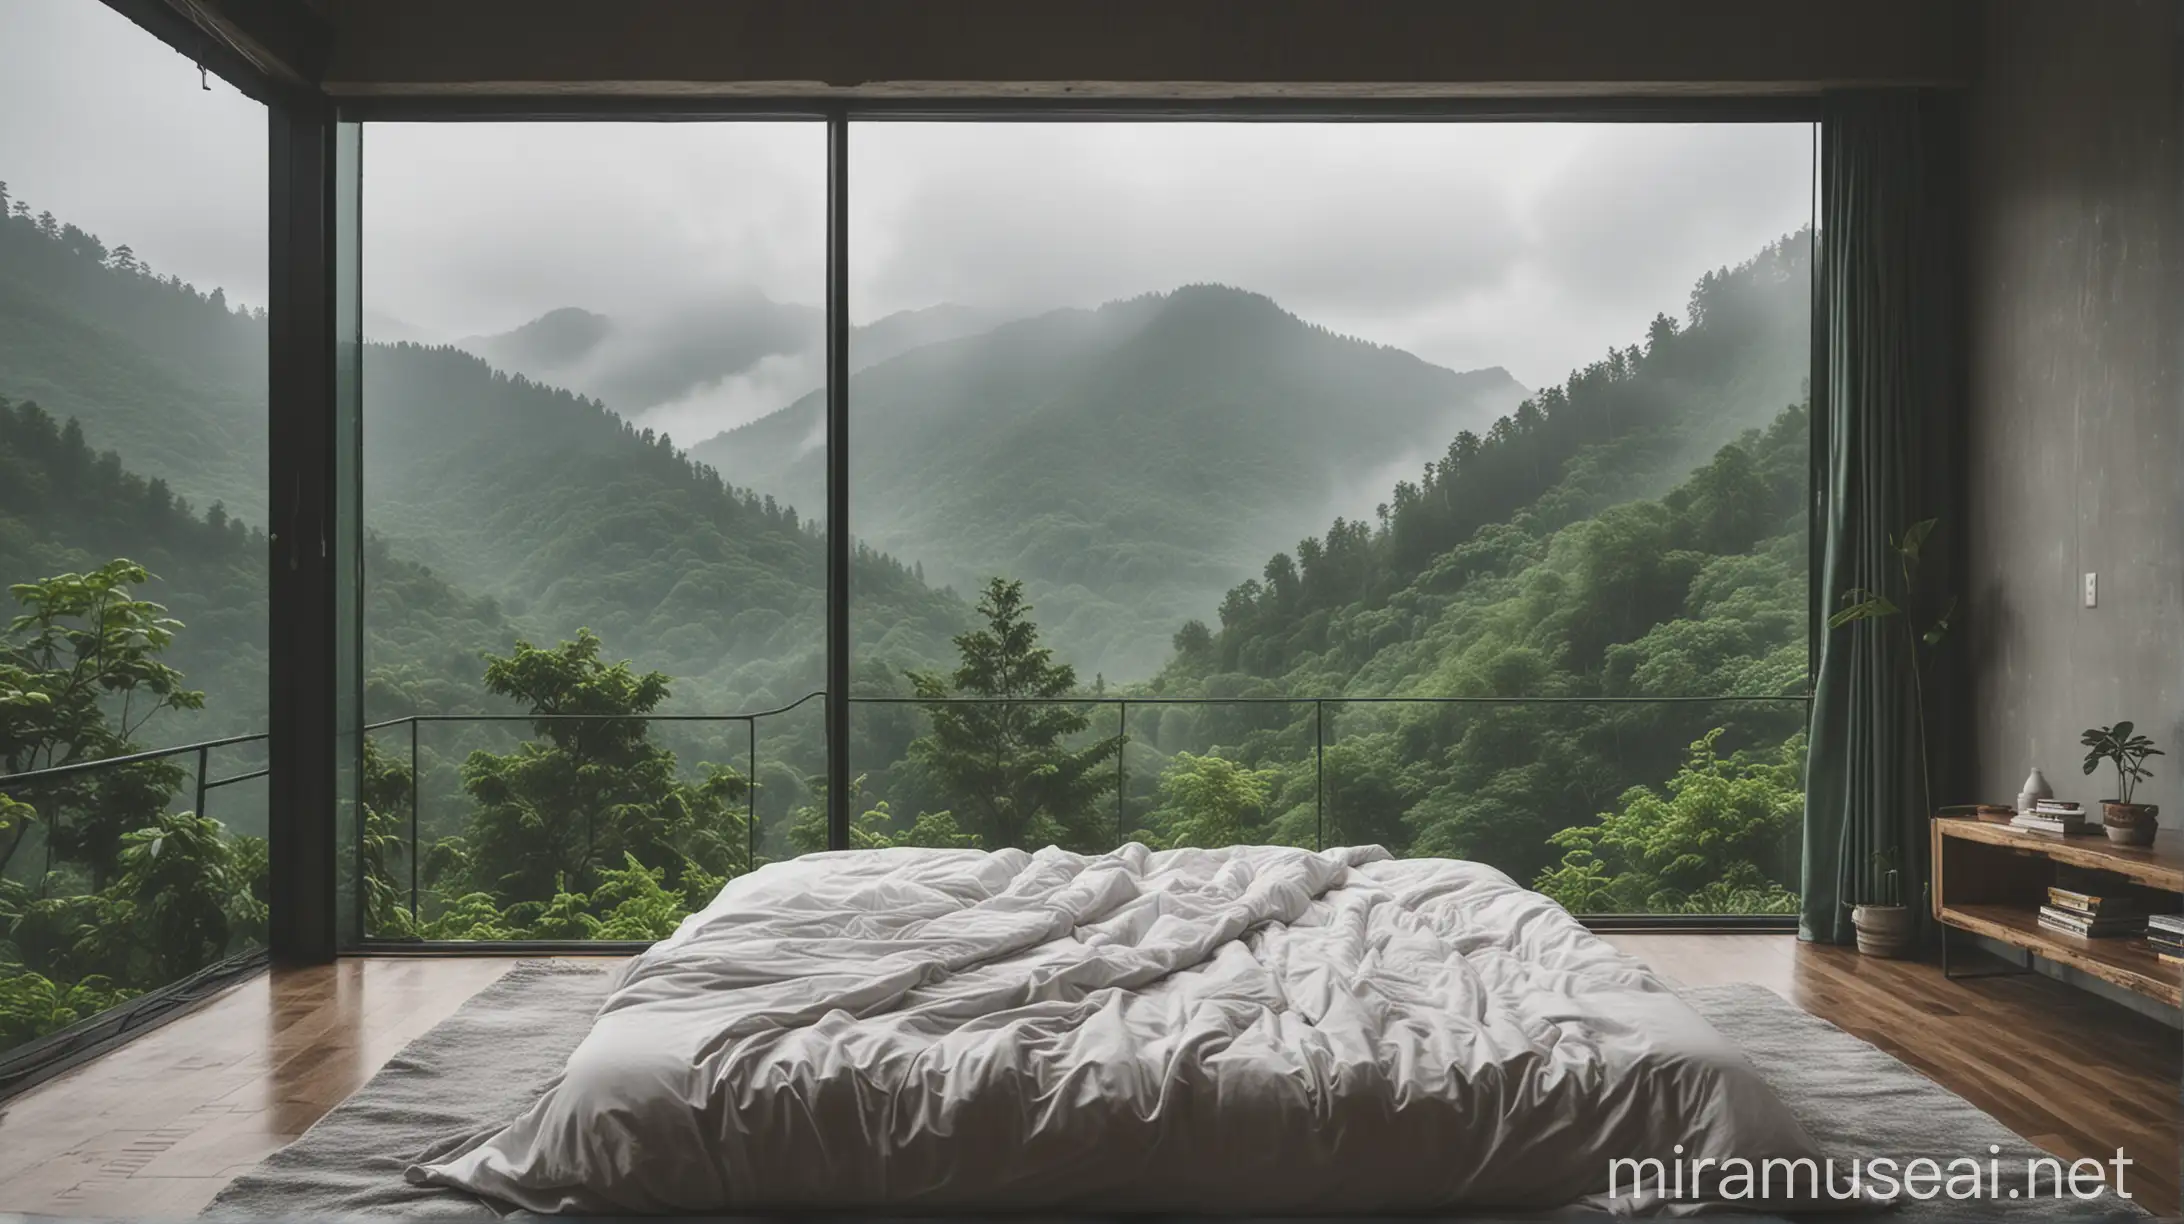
[1610,934,2182,1218]
[0,939,2175,1218]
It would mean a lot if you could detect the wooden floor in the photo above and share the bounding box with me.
[0,938,2175,1219]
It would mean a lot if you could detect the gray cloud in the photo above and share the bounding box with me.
[4,0,1812,433]
[0,0,267,307]
[373,120,1813,407]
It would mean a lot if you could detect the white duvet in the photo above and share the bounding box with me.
[412,844,1828,1214]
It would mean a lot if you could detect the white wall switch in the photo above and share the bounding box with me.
[2084,572,2098,608]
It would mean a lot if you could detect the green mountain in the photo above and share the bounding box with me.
[359,341,966,713]
[0,193,268,523]
[1123,234,1815,903]
[695,286,1530,681]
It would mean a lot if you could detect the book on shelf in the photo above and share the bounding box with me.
[2147,913,2184,936]
[2037,905,2145,936]
[2046,886,2141,916]
[2146,931,2184,954]
[2158,950,2184,968]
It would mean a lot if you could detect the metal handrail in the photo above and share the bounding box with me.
[360,690,1811,935]
[360,689,829,731]
[2,731,272,890]
[850,694,1811,705]
[0,731,269,789]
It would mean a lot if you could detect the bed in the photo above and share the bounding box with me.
[410,843,1835,1214]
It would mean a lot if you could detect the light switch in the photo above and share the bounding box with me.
[2084,572,2098,608]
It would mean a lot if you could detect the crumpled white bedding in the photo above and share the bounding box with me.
[410,844,1828,1214]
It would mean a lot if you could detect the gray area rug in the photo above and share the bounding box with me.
[201,964,2150,1221]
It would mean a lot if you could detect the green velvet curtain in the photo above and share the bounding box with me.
[1802,91,1965,944]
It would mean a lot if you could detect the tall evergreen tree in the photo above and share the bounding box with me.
[906,579,1122,850]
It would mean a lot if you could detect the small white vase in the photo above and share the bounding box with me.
[2018,766,2053,814]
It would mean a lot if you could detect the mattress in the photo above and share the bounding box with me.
[411,843,1831,1213]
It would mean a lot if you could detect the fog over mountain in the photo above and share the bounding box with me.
[455,295,1021,439]
[696,284,1529,679]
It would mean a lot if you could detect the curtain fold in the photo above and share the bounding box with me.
[1802,91,1965,944]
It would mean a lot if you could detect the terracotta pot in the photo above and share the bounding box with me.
[2102,802,2159,847]
[1852,903,1915,958]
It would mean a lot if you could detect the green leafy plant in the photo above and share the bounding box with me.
[2080,721,2163,805]
[1828,517,1956,901]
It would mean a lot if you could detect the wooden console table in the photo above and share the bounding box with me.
[1931,815,2184,1007]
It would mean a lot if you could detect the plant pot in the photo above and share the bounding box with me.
[1852,903,1915,958]
[2101,801,2159,847]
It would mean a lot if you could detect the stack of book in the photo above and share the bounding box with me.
[2039,886,2145,938]
[2147,914,2184,964]
[2013,801,2090,833]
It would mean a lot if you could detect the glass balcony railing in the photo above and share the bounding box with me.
[357,693,1808,945]
[0,734,270,1072]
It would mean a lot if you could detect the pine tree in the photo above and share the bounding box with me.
[906,579,1122,850]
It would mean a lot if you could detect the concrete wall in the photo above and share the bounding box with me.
[1964,2,2183,827]
[314,0,1972,96]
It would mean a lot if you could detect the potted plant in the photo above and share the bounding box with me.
[1851,849,1914,958]
[2080,722,2162,846]
[1829,518,1955,954]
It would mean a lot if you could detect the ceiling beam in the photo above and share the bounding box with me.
[319,0,1975,99]
[101,0,333,101]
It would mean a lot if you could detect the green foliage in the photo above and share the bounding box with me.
[103,812,267,983]
[0,559,203,886]
[1534,731,1802,915]
[353,630,763,944]
[0,968,134,1052]
[0,559,260,1056]
[457,631,750,902]
[2081,721,2163,805]
[1141,752,1285,850]
[906,579,1123,850]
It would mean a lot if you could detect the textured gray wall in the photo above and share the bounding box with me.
[1966,0,2183,818]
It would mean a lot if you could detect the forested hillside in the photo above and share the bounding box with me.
[360,343,966,714]
[0,182,267,521]
[1110,234,1815,906]
[0,395,516,749]
[697,285,1528,679]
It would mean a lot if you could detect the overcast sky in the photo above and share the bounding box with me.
[4,0,1813,420]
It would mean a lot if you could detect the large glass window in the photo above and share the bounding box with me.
[0,0,269,1055]
[824,122,1814,914]
[355,122,826,941]
[327,115,1815,941]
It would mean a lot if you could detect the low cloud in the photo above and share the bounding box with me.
[3,0,1814,401]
